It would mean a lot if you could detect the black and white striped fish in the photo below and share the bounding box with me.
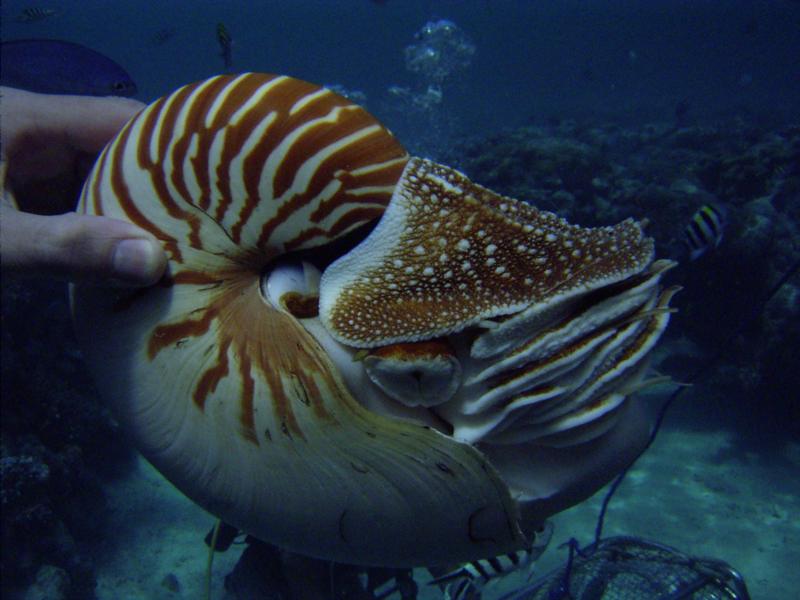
[430,521,554,600]
[684,203,726,260]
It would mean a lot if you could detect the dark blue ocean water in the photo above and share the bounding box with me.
[2,2,799,599]
[2,0,799,131]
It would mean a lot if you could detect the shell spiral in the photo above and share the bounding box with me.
[72,73,523,566]
[72,73,677,568]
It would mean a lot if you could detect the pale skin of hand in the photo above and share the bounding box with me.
[0,86,167,286]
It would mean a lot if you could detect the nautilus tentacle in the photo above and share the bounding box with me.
[319,157,678,448]
[72,72,677,568]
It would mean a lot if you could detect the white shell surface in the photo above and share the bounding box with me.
[71,74,524,567]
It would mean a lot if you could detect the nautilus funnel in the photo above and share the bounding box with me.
[71,73,677,568]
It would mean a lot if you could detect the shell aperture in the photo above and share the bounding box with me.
[71,73,675,569]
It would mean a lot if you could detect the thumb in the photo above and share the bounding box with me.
[1,206,167,286]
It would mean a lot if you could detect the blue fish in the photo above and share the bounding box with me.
[683,203,726,260]
[0,39,137,97]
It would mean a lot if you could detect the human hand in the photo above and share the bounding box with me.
[0,87,167,286]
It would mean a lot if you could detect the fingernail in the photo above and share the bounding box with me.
[112,239,163,284]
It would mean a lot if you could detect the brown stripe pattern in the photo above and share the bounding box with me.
[82,73,408,262]
[79,73,408,444]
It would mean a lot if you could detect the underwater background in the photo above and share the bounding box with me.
[1,1,798,599]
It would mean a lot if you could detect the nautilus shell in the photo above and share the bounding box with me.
[72,73,677,567]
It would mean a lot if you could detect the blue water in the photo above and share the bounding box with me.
[2,2,799,599]
[2,1,799,131]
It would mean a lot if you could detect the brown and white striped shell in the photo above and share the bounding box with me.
[71,73,677,567]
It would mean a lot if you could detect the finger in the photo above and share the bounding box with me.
[0,206,167,286]
[0,86,145,157]
[52,93,146,154]
[1,88,146,214]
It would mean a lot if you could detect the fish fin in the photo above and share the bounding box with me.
[428,567,469,587]
[689,246,707,260]
[445,577,480,600]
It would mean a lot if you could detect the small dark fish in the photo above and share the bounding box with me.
[1,39,137,97]
[674,99,691,125]
[151,26,176,46]
[684,204,726,260]
[217,22,233,69]
[16,7,61,23]
[742,16,759,36]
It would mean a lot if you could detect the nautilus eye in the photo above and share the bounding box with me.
[72,73,677,569]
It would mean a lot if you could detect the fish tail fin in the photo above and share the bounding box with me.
[428,568,469,588]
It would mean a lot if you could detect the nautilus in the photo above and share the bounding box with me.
[72,73,677,567]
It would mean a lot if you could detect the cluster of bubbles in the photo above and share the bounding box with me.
[327,19,475,159]
[386,83,442,113]
[404,19,476,84]
[325,83,368,107]
[384,19,476,158]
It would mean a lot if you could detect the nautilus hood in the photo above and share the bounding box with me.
[71,73,676,568]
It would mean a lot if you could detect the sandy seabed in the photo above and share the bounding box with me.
[94,400,800,600]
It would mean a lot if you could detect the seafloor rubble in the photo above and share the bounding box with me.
[1,278,137,600]
[1,119,797,599]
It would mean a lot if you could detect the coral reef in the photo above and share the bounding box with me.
[1,278,136,599]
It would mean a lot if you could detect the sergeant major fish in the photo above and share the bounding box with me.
[684,203,727,260]
[430,521,554,600]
